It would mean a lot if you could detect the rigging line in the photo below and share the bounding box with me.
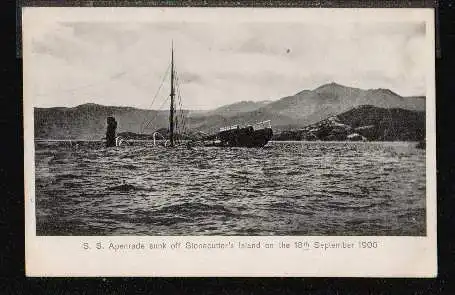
[175,70,185,113]
[149,63,171,110]
[142,87,172,132]
[174,69,182,120]
[176,88,187,133]
[176,89,182,113]
[177,91,185,124]
[175,86,185,134]
[174,66,189,137]
[139,63,171,133]
[141,96,170,132]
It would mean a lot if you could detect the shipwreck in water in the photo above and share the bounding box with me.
[142,42,273,148]
[105,42,273,148]
[203,120,273,148]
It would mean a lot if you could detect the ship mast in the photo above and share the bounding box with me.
[169,41,175,147]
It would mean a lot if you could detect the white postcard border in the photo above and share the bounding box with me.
[23,7,437,277]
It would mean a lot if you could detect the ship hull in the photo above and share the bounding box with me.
[206,127,273,148]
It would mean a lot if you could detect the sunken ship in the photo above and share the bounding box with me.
[203,121,273,148]
[110,42,274,148]
[153,42,274,148]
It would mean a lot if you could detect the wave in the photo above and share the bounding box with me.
[34,140,426,236]
[108,183,142,192]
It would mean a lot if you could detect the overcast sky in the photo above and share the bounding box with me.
[26,18,427,110]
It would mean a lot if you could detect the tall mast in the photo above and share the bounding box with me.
[169,41,175,147]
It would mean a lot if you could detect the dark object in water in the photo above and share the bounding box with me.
[204,121,273,148]
[106,116,117,147]
[416,140,425,149]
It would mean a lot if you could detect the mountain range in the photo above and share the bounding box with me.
[34,82,425,141]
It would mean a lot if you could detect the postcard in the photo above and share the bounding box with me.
[23,7,436,277]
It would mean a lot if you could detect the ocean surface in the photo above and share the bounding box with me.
[34,141,426,236]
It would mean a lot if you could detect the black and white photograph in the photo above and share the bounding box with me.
[25,9,433,238]
[23,7,437,277]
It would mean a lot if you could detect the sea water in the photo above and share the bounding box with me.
[34,141,426,236]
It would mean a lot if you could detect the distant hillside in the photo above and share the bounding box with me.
[188,109,295,134]
[205,100,272,117]
[34,103,170,140]
[274,105,425,141]
[262,82,425,125]
[34,83,426,140]
[34,103,296,139]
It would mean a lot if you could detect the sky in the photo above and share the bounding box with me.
[25,14,427,110]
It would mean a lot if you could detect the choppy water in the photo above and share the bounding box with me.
[34,141,426,236]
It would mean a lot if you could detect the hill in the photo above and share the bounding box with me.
[34,103,169,140]
[261,82,425,126]
[273,105,425,141]
[204,100,272,117]
[188,109,295,134]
